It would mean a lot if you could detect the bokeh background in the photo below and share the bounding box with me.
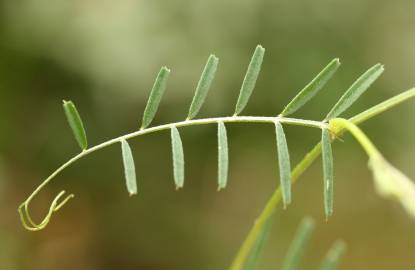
[1,0,415,269]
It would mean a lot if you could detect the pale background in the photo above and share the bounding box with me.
[1,0,415,269]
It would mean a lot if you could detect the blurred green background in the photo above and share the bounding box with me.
[1,0,415,269]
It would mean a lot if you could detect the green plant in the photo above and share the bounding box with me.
[281,217,346,270]
[18,45,415,269]
[244,216,347,270]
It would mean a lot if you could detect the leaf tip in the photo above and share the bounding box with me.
[256,44,265,52]
[209,54,219,62]
[254,45,265,58]
[161,66,171,73]
[373,63,385,74]
[128,191,137,197]
[332,58,341,68]
[282,203,287,210]
[325,215,330,222]
[303,216,316,227]
[285,199,292,208]
[282,199,291,209]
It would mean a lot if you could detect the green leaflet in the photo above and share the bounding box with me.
[275,121,292,207]
[325,64,384,120]
[120,139,137,196]
[217,122,229,190]
[187,55,219,120]
[234,45,265,115]
[322,128,334,219]
[281,58,340,116]
[244,213,274,270]
[281,217,316,270]
[319,240,347,270]
[62,100,88,150]
[141,67,171,129]
[171,126,185,189]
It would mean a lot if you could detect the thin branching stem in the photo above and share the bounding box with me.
[19,86,415,237]
[19,115,326,230]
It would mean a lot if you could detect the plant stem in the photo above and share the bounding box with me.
[228,87,415,270]
[228,143,322,270]
[228,123,370,270]
[32,116,325,199]
[329,118,380,157]
[20,115,325,229]
[20,87,415,233]
[350,87,415,125]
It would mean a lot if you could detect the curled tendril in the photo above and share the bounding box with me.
[18,190,74,231]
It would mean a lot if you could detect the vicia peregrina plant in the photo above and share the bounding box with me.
[18,45,415,270]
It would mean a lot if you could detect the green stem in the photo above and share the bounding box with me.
[350,87,415,125]
[228,87,415,270]
[18,87,415,236]
[228,119,378,270]
[228,143,322,270]
[329,118,380,157]
[19,115,325,231]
